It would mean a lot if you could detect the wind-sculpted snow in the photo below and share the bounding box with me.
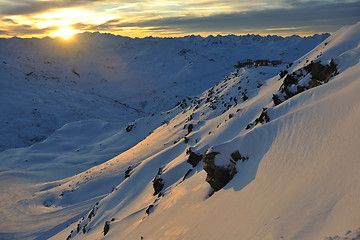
[1,24,360,240]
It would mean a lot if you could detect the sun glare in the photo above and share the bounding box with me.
[51,26,79,40]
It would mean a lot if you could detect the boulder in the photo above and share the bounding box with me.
[187,151,202,167]
[103,221,110,236]
[203,152,237,191]
[230,150,242,162]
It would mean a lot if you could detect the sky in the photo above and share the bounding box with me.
[0,0,359,38]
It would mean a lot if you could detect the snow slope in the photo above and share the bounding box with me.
[1,24,359,240]
[0,33,328,151]
[49,23,359,240]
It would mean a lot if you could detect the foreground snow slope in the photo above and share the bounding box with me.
[45,23,359,240]
[0,33,328,151]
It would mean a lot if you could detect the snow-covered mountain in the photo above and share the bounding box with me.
[0,33,329,151]
[1,22,360,240]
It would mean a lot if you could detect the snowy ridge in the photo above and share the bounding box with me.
[43,23,360,240]
[1,24,359,240]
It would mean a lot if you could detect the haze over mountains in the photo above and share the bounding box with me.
[0,23,359,240]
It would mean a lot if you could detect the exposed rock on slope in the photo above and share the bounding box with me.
[273,60,338,105]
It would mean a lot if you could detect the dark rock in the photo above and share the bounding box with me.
[279,70,288,78]
[272,94,281,106]
[283,73,298,86]
[126,124,134,132]
[125,166,132,179]
[88,208,95,220]
[242,93,248,101]
[153,178,164,196]
[230,150,241,162]
[203,152,237,191]
[187,124,194,135]
[145,205,154,214]
[152,168,164,196]
[275,60,338,106]
[104,221,110,236]
[255,108,270,124]
[187,151,202,167]
[82,223,87,234]
[247,108,270,130]
[308,62,330,82]
[308,78,321,88]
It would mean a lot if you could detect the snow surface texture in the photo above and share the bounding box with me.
[1,23,360,240]
[0,33,328,151]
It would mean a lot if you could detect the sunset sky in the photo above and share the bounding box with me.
[0,0,359,38]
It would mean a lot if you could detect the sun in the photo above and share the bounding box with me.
[51,26,80,40]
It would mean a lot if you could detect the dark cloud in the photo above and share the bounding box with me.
[3,24,56,36]
[91,1,360,34]
[2,18,18,24]
[0,0,104,16]
[1,0,359,37]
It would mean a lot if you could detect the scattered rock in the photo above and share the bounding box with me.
[88,207,95,220]
[126,124,134,132]
[246,108,270,130]
[255,108,270,124]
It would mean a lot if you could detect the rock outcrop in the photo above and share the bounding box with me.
[103,221,110,236]
[187,151,202,167]
[203,151,237,191]
[152,167,164,196]
[273,60,338,105]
